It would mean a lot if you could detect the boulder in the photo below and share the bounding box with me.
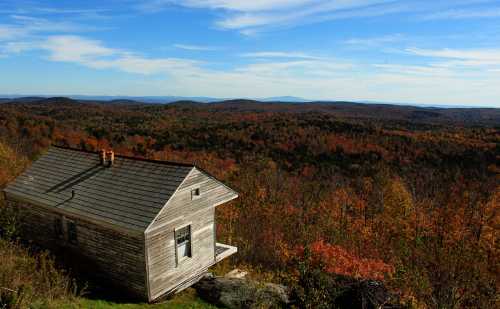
[225,269,248,279]
[194,273,290,309]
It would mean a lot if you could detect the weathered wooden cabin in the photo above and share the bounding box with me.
[2,146,238,301]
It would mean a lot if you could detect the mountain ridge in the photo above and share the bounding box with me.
[1,96,498,126]
[0,94,495,109]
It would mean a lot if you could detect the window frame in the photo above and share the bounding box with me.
[191,187,201,200]
[174,224,192,266]
[66,220,78,245]
[54,217,64,239]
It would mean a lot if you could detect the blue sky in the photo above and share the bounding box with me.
[0,0,499,107]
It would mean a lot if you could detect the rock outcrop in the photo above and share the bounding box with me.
[194,273,290,309]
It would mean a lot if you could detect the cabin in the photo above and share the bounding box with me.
[2,146,238,301]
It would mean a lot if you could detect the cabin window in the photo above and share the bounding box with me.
[175,225,192,264]
[67,221,78,244]
[54,218,63,239]
[191,188,201,200]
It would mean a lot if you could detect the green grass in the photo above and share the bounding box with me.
[41,289,219,309]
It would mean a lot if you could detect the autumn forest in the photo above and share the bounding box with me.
[0,97,498,308]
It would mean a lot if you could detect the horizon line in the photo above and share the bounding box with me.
[0,94,496,109]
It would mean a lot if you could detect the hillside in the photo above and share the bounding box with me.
[2,96,499,126]
[0,97,498,308]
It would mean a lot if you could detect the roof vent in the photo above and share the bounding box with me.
[106,150,115,167]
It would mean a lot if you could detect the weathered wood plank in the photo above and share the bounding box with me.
[6,199,148,298]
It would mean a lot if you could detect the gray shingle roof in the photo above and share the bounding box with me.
[3,146,194,231]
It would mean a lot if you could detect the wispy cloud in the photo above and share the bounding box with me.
[139,0,317,13]
[139,0,402,33]
[240,51,322,60]
[37,36,348,77]
[345,34,404,47]
[30,7,109,15]
[0,14,93,41]
[10,15,85,32]
[406,47,500,66]
[214,1,399,31]
[140,0,496,34]
[3,41,38,53]
[373,64,454,77]
[0,2,112,19]
[173,43,220,51]
[421,7,500,20]
[0,25,25,40]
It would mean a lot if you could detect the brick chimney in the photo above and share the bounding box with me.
[106,150,115,167]
[99,149,106,165]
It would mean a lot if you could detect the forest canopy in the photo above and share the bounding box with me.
[0,98,498,308]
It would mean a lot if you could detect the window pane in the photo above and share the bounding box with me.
[67,221,77,244]
[175,225,191,260]
[178,243,190,257]
[191,188,201,200]
[54,218,62,238]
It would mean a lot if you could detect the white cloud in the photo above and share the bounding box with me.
[41,36,114,62]
[29,35,201,76]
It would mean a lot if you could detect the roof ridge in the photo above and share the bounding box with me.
[52,145,195,168]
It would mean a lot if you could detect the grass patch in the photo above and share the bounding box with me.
[49,289,218,309]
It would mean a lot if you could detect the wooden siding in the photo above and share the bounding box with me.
[6,198,148,298]
[145,167,238,301]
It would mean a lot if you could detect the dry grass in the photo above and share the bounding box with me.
[0,238,80,308]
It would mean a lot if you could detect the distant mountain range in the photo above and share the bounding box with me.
[0,95,219,104]
[1,96,498,126]
[0,94,495,109]
[0,94,311,104]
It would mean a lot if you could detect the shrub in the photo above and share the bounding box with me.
[295,240,394,281]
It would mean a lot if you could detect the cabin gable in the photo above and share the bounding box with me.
[144,167,238,300]
[146,167,238,233]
